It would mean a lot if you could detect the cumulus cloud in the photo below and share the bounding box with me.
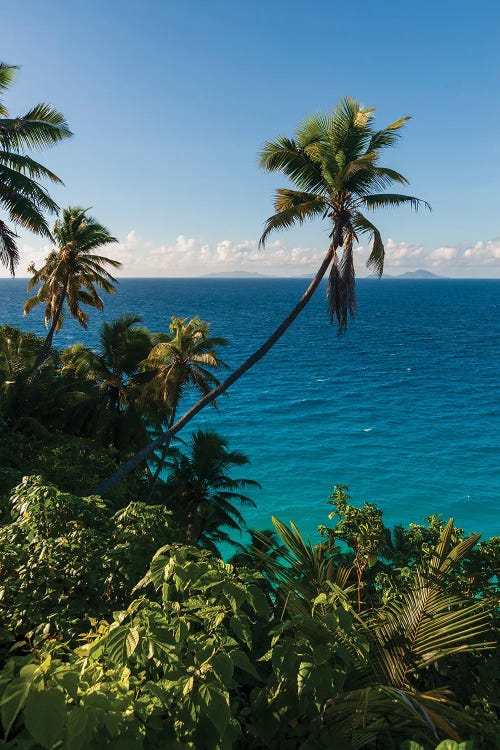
[428,246,459,265]
[3,233,500,279]
[463,239,500,263]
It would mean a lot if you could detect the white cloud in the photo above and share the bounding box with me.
[428,246,459,265]
[463,239,500,263]
[4,233,500,279]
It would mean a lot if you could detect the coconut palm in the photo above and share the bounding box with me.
[0,62,72,274]
[164,428,259,547]
[94,98,429,495]
[142,316,228,497]
[24,207,120,368]
[61,314,153,452]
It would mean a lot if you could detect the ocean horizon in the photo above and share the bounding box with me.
[1,277,499,542]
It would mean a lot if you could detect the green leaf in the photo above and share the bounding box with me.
[400,742,425,750]
[210,652,234,683]
[1,674,33,737]
[198,683,230,736]
[435,742,474,750]
[58,671,79,701]
[25,688,66,749]
[230,649,260,679]
[66,707,88,750]
[105,625,140,664]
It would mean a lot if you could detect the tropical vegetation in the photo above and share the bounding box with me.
[0,69,497,748]
[0,62,71,274]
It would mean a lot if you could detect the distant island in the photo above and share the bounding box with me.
[202,270,273,278]
[381,269,443,279]
[203,269,444,280]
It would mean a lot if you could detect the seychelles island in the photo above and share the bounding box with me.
[0,2,498,749]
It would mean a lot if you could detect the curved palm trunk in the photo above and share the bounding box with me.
[93,246,334,496]
[31,277,68,372]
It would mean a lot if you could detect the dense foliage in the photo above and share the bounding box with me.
[0,471,497,749]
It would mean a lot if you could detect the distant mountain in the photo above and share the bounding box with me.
[367,269,443,280]
[396,269,442,279]
[202,270,272,278]
[202,268,443,280]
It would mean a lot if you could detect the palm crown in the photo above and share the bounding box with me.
[259,97,430,330]
[0,63,72,274]
[25,207,120,331]
[144,316,228,421]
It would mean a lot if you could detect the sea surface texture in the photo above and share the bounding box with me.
[1,277,499,541]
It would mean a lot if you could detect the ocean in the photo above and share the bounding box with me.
[1,277,499,541]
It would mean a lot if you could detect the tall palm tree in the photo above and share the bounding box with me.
[24,206,120,369]
[0,62,72,274]
[142,316,228,496]
[164,428,259,548]
[94,98,429,495]
[61,314,153,451]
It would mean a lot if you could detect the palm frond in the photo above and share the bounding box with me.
[363,193,431,212]
[259,195,327,247]
[258,136,326,193]
[0,219,19,274]
[368,116,411,151]
[326,239,356,332]
[352,212,385,277]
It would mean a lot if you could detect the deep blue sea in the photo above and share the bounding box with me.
[1,277,499,541]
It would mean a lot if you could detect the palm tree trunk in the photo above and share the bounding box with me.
[93,246,334,496]
[31,279,68,372]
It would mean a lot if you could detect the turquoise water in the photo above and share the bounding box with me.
[1,277,499,541]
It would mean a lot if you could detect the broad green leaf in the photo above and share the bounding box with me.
[198,683,230,736]
[230,649,260,679]
[25,688,66,749]
[210,652,234,683]
[66,706,88,750]
[435,742,474,750]
[105,625,140,664]
[1,675,33,737]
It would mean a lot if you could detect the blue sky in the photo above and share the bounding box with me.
[2,0,499,276]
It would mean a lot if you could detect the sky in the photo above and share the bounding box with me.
[1,0,499,278]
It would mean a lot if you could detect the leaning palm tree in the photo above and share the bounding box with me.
[94,97,429,494]
[61,314,153,451]
[24,206,120,369]
[0,62,72,274]
[142,316,228,497]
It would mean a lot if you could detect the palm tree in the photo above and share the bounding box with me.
[61,314,153,452]
[94,97,429,495]
[164,428,260,548]
[24,206,120,369]
[0,62,72,274]
[141,316,228,497]
[262,517,495,746]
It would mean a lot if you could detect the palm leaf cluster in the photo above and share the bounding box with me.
[61,314,153,452]
[256,517,495,746]
[259,97,430,330]
[24,206,120,331]
[165,428,260,552]
[0,63,71,274]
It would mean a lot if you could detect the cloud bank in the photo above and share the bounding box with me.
[6,233,500,279]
